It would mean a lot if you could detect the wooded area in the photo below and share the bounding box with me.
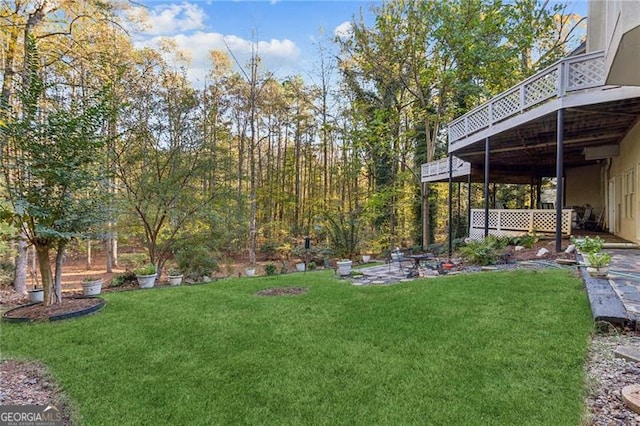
[0,0,583,304]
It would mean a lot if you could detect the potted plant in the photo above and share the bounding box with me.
[295,261,306,272]
[134,264,157,288]
[586,251,612,277]
[361,254,371,263]
[81,276,103,296]
[572,236,604,255]
[336,259,353,276]
[28,286,44,303]
[246,266,256,277]
[167,269,183,286]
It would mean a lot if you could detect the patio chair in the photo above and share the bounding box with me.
[577,204,598,230]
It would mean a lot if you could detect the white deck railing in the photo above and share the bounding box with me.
[421,156,471,182]
[448,51,606,146]
[469,209,573,240]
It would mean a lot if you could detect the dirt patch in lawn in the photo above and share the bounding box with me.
[256,287,308,297]
[0,359,74,425]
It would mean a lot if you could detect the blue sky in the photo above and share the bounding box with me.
[132,0,589,87]
[131,1,379,86]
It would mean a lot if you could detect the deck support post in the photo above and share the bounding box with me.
[484,137,490,237]
[448,154,453,258]
[555,108,564,252]
[467,174,472,238]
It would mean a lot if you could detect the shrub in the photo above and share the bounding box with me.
[572,236,604,254]
[323,211,363,259]
[509,233,538,248]
[111,271,136,287]
[264,263,278,276]
[134,264,157,276]
[308,261,317,270]
[119,253,148,269]
[175,246,220,280]
[586,251,611,268]
[259,242,279,260]
[458,237,504,266]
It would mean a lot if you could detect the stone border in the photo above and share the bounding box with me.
[2,298,106,324]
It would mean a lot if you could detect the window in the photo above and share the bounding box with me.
[624,168,635,219]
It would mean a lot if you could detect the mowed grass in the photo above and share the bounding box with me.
[1,269,593,425]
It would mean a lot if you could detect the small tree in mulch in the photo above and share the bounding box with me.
[0,39,112,306]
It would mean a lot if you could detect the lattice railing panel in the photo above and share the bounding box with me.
[525,69,558,107]
[469,209,573,239]
[449,120,466,142]
[467,106,490,133]
[567,56,605,91]
[448,51,605,146]
[492,90,520,122]
[531,211,558,232]
[497,210,531,229]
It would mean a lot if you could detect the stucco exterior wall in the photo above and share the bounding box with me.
[587,0,606,52]
[566,164,603,214]
[609,121,640,243]
[588,0,640,86]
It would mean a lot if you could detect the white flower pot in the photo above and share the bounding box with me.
[587,266,608,278]
[296,263,306,272]
[337,260,353,276]
[168,275,183,286]
[246,268,256,277]
[362,255,371,263]
[28,289,44,303]
[391,252,403,261]
[82,279,103,296]
[136,274,156,288]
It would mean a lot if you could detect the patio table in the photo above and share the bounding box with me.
[407,253,435,269]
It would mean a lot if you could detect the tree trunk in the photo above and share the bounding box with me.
[13,235,28,295]
[112,235,118,267]
[422,183,429,249]
[54,244,64,303]
[105,233,113,273]
[86,239,92,269]
[35,243,56,306]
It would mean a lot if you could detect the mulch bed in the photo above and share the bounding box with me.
[256,287,308,297]
[3,297,103,321]
[0,359,74,425]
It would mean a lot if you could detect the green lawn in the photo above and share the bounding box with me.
[1,269,593,425]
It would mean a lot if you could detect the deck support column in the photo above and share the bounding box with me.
[484,137,490,237]
[467,174,472,238]
[457,181,461,239]
[448,154,453,258]
[555,108,564,252]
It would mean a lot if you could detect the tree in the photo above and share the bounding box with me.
[338,0,581,247]
[113,49,219,274]
[0,39,111,305]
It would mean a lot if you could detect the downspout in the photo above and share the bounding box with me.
[604,158,612,231]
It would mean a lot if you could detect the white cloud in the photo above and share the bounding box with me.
[334,21,353,39]
[129,2,206,36]
[136,32,301,86]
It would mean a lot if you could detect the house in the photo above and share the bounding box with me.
[422,0,640,251]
